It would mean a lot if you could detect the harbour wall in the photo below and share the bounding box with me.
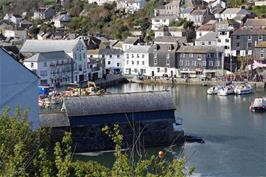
[49,120,184,153]
[127,77,266,88]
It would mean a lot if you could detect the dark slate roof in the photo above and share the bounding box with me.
[62,91,176,117]
[40,113,70,127]
[177,46,224,53]
[191,9,206,16]
[231,28,266,36]
[24,51,73,62]
[99,48,123,55]
[244,19,266,27]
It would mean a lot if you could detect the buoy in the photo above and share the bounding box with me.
[158,151,165,158]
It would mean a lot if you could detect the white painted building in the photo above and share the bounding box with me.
[124,45,152,76]
[151,15,177,30]
[220,8,250,20]
[117,0,146,14]
[216,28,234,57]
[23,51,74,87]
[88,0,116,5]
[0,48,39,129]
[52,12,70,28]
[99,48,124,73]
[20,39,89,83]
[195,32,218,46]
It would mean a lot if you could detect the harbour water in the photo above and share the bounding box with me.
[80,83,266,176]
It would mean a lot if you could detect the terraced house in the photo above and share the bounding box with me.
[149,44,179,77]
[231,28,266,57]
[177,46,224,78]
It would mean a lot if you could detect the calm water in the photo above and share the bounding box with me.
[105,83,266,177]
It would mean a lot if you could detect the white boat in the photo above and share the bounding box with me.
[207,85,223,95]
[217,85,235,96]
[249,98,266,112]
[234,84,254,95]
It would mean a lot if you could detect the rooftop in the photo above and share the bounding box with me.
[99,48,123,55]
[62,91,176,117]
[191,9,206,16]
[244,18,266,27]
[196,32,218,41]
[24,51,72,62]
[20,39,82,53]
[125,45,152,53]
[178,45,223,53]
[232,28,266,36]
[222,8,250,15]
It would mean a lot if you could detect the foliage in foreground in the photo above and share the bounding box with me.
[0,108,194,177]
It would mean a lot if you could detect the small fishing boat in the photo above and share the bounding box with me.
[234,84,253,95]
[249,98,266,112]
[217,85,235,96]
[207,85,223,95]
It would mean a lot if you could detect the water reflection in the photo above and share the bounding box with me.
[107,83,266,176]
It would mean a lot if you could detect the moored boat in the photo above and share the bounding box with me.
[249,98,266,112]
[234,84,253,95]
[207,85,223,95]
[217,85,235,96]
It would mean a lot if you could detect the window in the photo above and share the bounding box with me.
[132,54,134,58]
[134,69,138,73]
[260,53,264,58]
[248,35,252,40]
[182,54,186,58]
[248,43,252,48]
[202,61,206,66]
[43,62,47,67]
[217,39,221,43]
[107,61,111,65]
[209,61,214,66]
[236,35,240,39]
[186,60,190,66]
[189,53,193,58]
[179,60,183,66]
[40,70,47,76]
[166,53,170,58]
[202,42,205,45]
[258,36,263,41]
[208,41,211,45]
[154,53,158,58]
[117,63,120,67]
[137,54,139,58]
[193,61,197,66]
[236,50,240,55]
[157,68,160,72]
[197,55,201,60]
[132,61,134,65]
[164,68,167,73]
[216,61,220,67]
[83,53,86,59]
[166,59,170,65]
[142,61,145,65]
[225,39,229,43]
[142,54,145,58]
[154,59,157,65]
[102,55,105,58]
[31,62,34,68]
[109,55,112,58]
[137,61,139,65]
[126,60,129,65]
[127,54,129,59]
[117,55,120,58]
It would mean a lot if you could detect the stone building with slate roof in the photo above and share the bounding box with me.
[177,46,224,77]
[41,91,184,152]
[231,28,266,57]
